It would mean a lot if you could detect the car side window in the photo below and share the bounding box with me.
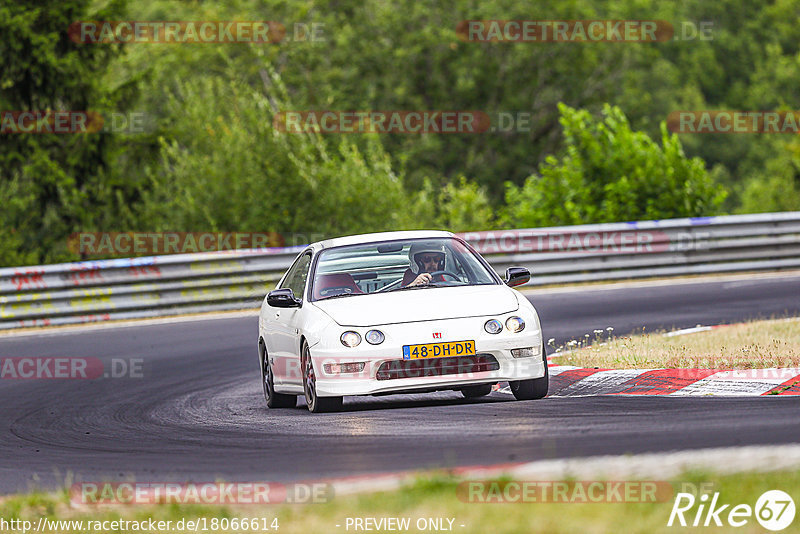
[280,253,312,300]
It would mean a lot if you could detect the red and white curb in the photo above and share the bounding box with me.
[497,365,800,397]
[525,320,800,397]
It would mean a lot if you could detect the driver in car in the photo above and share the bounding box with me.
[401,243,447,287]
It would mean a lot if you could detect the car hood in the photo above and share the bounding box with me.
[313,284,519,327]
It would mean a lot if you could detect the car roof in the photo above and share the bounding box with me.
[313,230,455,251]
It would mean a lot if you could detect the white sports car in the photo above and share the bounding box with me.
[257,230,548,412]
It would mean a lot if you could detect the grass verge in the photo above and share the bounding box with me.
[553,317,800,370]
[2,469,799,533]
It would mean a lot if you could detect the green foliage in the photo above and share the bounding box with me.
[402,177,495,233]
[0,0,129,265]
[3,0,798,267]
[503,104,727,227]
[738,140,800,213]
[135,71,409,238]
[434,177,496,232]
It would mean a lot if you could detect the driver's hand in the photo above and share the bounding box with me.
[410,273,432,286]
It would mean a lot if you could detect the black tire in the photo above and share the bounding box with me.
[302,343,343,413]
[461,384,493,398]
[260,342,297,408]
[509,345,549,400]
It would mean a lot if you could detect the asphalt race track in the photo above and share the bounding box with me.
[1,274,799,494]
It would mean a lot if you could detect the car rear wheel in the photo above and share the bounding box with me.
[261,342,297,408]
[509,345,549,400]
[302,343,343,413]
[460,384,493,398]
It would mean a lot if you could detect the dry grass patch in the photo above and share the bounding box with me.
[554,317,800,369]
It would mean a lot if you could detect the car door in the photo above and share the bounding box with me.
[270,252,312,387]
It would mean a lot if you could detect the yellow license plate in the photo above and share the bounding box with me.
[402,340,476,360]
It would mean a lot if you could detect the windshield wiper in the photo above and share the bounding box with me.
[319,292,361,301]
[387,284,437,293]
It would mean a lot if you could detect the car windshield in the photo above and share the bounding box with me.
[311,237,498,301]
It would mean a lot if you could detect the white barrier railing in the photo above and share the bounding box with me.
[1,212,798,329]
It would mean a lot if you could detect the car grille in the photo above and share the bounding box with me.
[376,354,500,381]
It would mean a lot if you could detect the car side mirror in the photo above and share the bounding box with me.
[504,267,531,287]
[267,288,301,308]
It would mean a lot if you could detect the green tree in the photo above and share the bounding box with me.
[0,0,130,265]
[738,139,800,214]
[6,0,800,267]
[434,176,496,232]
[503,103,727,227]
[135,69,412,238]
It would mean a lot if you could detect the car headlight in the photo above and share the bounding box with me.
[484,319,503,334]
[340,331,361,347]
[506,316,525,333]
[365,329,385,345]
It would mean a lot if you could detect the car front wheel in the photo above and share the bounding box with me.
[261,343,297,409]
[509,345,549,400]
[302,343,343,413]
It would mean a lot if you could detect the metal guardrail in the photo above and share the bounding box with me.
[1,212,799,329]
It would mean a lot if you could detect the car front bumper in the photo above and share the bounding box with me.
[308,314,545,397]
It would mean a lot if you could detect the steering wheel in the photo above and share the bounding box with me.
[428,270,462,282]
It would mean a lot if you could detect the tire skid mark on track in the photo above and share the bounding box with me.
[1,274,799,494]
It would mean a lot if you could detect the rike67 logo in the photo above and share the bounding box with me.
[668,490,795,531]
